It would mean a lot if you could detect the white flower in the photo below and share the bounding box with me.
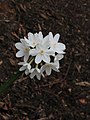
[30,67,43,80]
[30,40,54,64]
[54,54,64,61]
[49,32,66,53]
[18,62,31,75]
[15,31,66,80]
[15,38,30,62]
[54,54,64,68]
[27,32,39,48]
[27,31,49,48]
[41,62,59,75]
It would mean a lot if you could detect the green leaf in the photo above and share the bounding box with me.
[0,71,22,94]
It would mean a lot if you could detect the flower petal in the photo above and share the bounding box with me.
[36,73,41,80]
[44,35,49,41]
[38,31,43,40]
[28,32,34,41]
[25,69,29,75]
[55,54,64,61]
[54,33,60,42]
[57,43,66,50]
[18,62,25,65]
[15,43,23,50]
[43,54,50,63]
[46,66,51,75]
[24,54,29,62]
[30,70,35,79]
[30,49,38,56]
[49,32,53,40]
[19,66,26,71]
[35,54,42,64]
[16,51,24,57]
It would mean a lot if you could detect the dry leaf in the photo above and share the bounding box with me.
[9,58,16,66]
[0,60,3,65]
[76,81,90,87]
[79,98,87,104]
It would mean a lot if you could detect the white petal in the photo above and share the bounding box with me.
[20,39,27,46]
[36,73,41,80]
[44,35,49,41]
[46,49,55,56]
[49,32,53,40]
[57,43,66,50]
[55,45,65,53]
[54,61,60,69]
[15,43,23,50]
[43,54,50,63]
[38,31,43,40]
[43,39,50,49]
[46,66,51,75]
[34,33,39,42]
[41,65,46,73]
[18,62,25,65]
[27,64,31,70]
[28,32,34,41]
[36,68,41,73]
[55,54,64,61]
[54,33,60,42]
[30,49,38,56]
[51,64,59,72]
[30,71,35,79]
[25,69,29,75]
[35,54,42,64]
[16,51,24,57]
[24,54,29,62]
[19,66,26,71]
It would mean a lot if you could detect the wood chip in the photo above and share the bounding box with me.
[9,58,16,66]
[76,81,90,87]
[0,60,3,65]
[40,13,48,19]
[79,98,87,104]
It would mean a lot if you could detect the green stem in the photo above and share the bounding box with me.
[0,70,22,94]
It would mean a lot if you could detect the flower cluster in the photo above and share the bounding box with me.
[15,32,66,80]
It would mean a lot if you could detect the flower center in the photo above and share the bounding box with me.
[33,42,36,46]
[24,48,30,52]
[40,50,44,55]
[53,43,56,48]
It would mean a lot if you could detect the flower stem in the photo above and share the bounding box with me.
[0,70,22,94]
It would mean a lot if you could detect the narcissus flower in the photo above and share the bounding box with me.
[15,38,30,62]
[18,62,31,75]
[15,31,66,80]
[49,32,66,53]
[30,40,54,64]
[30,67,43,80]
[41,62,59,75]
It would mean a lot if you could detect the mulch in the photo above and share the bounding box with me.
[0,0,90,119]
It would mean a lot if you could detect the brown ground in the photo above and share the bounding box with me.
[0,0,90,120]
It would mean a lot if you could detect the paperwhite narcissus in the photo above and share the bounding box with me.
[15,39,30,62]
[15,31,66,80]
[49,32,66,53]
[30,67,43,80]
[41,62,59,75]
[30,40,54,64]
[18,62,31,75]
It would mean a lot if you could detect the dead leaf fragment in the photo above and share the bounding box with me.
[9,58,16,66]
[76,81,90,87]
[0,60,3,65]
[79,98,87,104]
[0,101,5,108]
[40,13,48,19]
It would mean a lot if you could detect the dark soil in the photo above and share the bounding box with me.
[0,0,90,119]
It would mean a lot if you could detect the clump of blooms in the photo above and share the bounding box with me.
[15,32,66,80]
